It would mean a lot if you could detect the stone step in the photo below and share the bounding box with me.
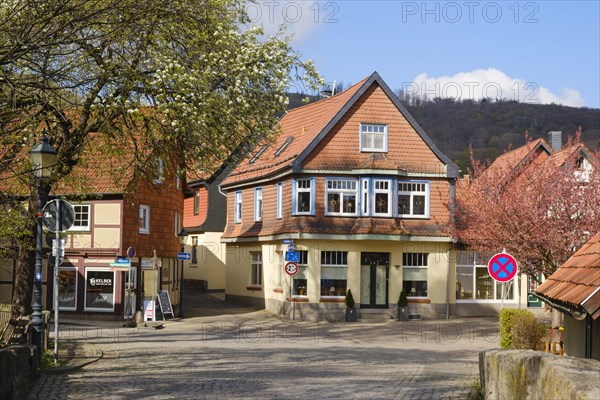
[358,310,395,322]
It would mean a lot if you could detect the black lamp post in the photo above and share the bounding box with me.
[177,228,188,318]
[29,132,57,363]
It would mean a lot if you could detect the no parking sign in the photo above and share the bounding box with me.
[487,252,518,282]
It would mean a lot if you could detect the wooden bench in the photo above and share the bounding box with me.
[1,315,31,346]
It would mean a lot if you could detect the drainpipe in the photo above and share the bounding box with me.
[585,314,592,359]
[445,246,451,319]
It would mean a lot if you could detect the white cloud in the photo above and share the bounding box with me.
[244,1,331,43]
[402,68,586,107]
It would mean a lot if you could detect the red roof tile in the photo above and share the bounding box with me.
[222,77,368,186]
[482,138,550,182]
[536,232,600,319]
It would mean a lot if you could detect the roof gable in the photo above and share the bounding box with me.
[223,72,457,187]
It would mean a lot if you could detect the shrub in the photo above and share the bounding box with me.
[499,309,546,350]
[398,290,408,307]
[510,313,547,350]
[499,309,527,348]
[345,289,355,308]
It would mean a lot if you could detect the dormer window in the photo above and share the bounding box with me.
[274,137,294,157]
[249,145,268,164]
[360,124,387,152]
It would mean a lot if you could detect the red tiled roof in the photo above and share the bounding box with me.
[482,138,549,182]
[222,77,370,186]
[536,232,600,319]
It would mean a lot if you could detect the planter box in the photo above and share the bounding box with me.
[346,307,357,322]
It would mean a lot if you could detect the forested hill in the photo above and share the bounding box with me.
[287,93,600,172]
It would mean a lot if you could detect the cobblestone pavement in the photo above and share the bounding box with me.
[28,295,501,399]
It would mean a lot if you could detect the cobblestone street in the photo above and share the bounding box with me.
[28,294,500,399]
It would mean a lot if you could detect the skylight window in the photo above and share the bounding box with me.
[249,145,268,164]
[274,137,294,157]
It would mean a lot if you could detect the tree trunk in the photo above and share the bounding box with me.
[11,190,41,317]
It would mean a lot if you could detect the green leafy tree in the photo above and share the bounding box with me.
[0,0,321,316]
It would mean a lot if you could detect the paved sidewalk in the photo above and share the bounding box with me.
[29,293,500,399]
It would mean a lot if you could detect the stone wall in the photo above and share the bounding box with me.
[480,349,600,400]
[0,345,38,400]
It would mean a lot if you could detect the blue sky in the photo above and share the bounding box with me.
[252,1,600,108]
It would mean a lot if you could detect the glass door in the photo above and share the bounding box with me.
[360,253,389,308]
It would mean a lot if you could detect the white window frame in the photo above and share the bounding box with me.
[325,178,358,216]
[397,181,430,218]
[276,182,283,219]
[254,187,263,222]
[84,268,116,312]
[250,252,262,286]
[293,178,314,215]
[402,252,429,299]
[320,250,348,298]
[373,179,392,217]
[360,178,370,216]
[139,205,150,234]
[360,123,388,152]
[234,191,242,223]
[69,204,91,231]
[456,251,518,303]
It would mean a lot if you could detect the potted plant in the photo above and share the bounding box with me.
[397,290,408,321]
[345,289,357,322]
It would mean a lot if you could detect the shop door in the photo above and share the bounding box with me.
[360,253,389,308]
[124,267,137,319]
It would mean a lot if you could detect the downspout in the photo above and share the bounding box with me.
[446,177,457,320]
[585,314,593,359]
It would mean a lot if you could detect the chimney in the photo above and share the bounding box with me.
[548,131,562,152]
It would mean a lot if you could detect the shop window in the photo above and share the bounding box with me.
[293,251,309,296]
[85,269,115,311]
[58,267,77,310]
[402,253,428,297]
[456,251,516,301]
[320,251,347,297]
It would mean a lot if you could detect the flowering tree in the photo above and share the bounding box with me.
[455,135,600,280]
[0,0,321,316]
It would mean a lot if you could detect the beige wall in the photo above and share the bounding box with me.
[225,239,454,306]
[183,232,226,290]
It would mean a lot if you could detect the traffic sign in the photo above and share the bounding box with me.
[177,252,191,261]
[110,257,131,269]
[285,251,300,262]
[284,262,299,276]
[488,253,518,282]
[42,199,75,232]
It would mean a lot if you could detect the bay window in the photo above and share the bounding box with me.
[326,179,358,216]
[398,181,429,218]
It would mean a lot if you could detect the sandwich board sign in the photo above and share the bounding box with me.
[157,290,174,320]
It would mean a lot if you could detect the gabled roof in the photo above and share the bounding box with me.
[482,138,551,182]
[544,142,597,170]
[222,72,457,187]
[535,232,600,320]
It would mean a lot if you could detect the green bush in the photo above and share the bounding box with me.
[499,309,527,348]
[499,309,546,350]
[345,289,355,308]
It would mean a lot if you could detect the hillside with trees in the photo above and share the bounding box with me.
[288,91,600,174]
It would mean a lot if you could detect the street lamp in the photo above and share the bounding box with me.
[29,132,57,363]
[177,228,188,318]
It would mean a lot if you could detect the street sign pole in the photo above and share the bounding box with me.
[54,199,61,364]
[291,273,295,321]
